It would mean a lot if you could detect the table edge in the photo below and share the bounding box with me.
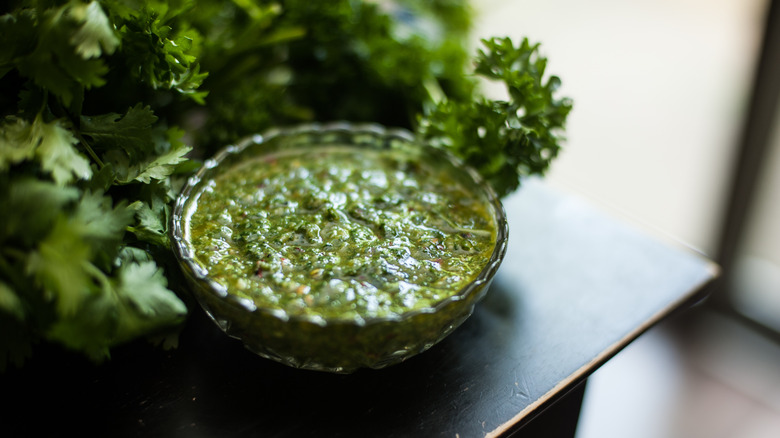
[485,260,719,438]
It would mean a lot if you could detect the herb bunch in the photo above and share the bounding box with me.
[0,0,202,369]
[0,0,570,369]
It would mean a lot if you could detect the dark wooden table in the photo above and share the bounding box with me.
[1,179,718,438]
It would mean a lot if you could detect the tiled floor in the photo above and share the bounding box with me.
[575,307,780,438]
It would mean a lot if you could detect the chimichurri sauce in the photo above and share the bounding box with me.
[187,146,496,320]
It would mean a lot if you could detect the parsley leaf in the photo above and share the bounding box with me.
[418,37,572,197]
[110,2,208,103]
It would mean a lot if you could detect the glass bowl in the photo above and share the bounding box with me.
[171,122,508,373]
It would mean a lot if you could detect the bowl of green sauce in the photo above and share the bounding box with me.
[172,122,508,373]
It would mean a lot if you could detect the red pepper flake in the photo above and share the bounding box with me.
[254,260,263,277]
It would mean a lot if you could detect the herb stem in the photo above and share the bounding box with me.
[74,130,105,169]
[2,247,29,263]
[83,261,112,294]
[0,255,21,289]
[49,93,105,169]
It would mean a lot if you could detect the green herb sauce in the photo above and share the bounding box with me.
[187,146,496,320]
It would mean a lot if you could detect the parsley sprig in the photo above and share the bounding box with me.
[419,37,573,197]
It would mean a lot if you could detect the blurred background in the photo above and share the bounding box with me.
[469,0,780,436]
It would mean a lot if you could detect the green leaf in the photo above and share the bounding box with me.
[0,9,37,73]
[80,162,117,192]
[127,200,169,247]
[112,260,187,344]
[0,116,38,171]
[0,177,79,247]
[69,1,120,59]
[10,3,114,107]
[418,37,572,197]
[0,281,25,321]
[42,255,187,361]
[114,246,154,266]
[133,129,192,183]
[71,191,134,269]
[111,3,208,101]
[72,191,134,244]
[34,115,93,185]
[15,55,84,109]
[1,114,93,185]
[80,104,158,157]
[44,267,118,361]
[0,113,92,186]
[26,217,94,316]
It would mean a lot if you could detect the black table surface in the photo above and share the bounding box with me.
[1,179,718,438]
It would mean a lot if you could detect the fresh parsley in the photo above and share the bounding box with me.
[419,37,573,197]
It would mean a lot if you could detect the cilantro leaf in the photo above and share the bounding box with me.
[1,113,92,185]
[26,216,94,316]
[43,258,187,361]
[127,200,169,247]
[0,281,24,321]
[69,1,120,59]
[43,275,118,361]
[71,191,134,270]
[132,127,192,184]
[12,3,114,107]
[112,260,187,344]
[0,116,38,170]
[34,115,93,185]
[80,104,158,157]
[0,177,79,246]
[0,9,37,79]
